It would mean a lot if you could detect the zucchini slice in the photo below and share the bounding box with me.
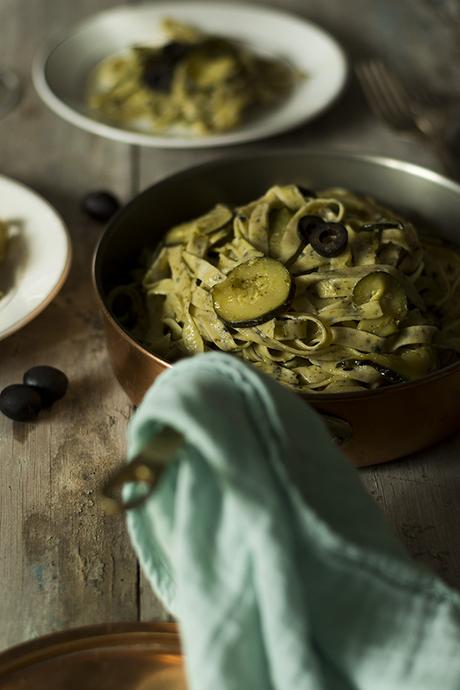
[352,271,407,316]
[212,257,294,327]
[352,271,408,336]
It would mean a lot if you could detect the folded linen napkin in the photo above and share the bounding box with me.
[126,352,460,690]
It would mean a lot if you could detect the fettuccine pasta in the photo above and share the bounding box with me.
[110,185,460,393]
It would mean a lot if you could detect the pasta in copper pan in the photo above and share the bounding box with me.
[109,184,460,393]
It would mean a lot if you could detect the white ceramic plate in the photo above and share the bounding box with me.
[32,2,348,149]
[0,176,71,341]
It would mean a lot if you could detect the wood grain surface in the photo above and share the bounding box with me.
[1,0,460,651]
[0,0,138,650]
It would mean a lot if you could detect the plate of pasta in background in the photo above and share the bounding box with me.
[0,176,71,342]
[32,2,348,148]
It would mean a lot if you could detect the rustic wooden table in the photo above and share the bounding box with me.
[1,0,460,651]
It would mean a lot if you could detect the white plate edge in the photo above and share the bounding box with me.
[0,175,72,342]
[32,1,349,149]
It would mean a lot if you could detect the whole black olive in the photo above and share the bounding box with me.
[23,366,68,407]
[297,185,317,199]
[0,384,43,421]
[297,215,326,244]
[310,221,348,257]
[81,191,120,223]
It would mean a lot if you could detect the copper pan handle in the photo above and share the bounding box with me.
[101,414,352,515]
[100,426,183,515]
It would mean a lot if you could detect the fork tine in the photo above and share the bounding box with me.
[356,63,408,129]
[355,64,379,113]
[370,61,413,116]
[355,64,391,122]
[355,60,415,131]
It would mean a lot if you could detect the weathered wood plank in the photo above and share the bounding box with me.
[0,0,138,650]
[361,432,460,588]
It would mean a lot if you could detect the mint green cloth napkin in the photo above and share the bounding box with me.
[126,352,460,690]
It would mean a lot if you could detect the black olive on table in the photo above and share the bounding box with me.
[310,221,348,257]
[23,366,69,407]
[81,191,121,223]
[0,384,43,421]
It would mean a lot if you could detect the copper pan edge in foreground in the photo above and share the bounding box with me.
[0,622,184,690]
[93,150,460,467]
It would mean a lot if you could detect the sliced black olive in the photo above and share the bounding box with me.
[142,58,175,92]
[297,215,325,244]
[297,185,317,199]
[0,384,43,421]
[81,191,121,222]
[336,358,406,385]
[361,220,404,232]
[23,366,68,407]
[310,222,348,258]
[142,41,191,93]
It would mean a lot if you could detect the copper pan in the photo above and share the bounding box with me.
[93,150,460,467]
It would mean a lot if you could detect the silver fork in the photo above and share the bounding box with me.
[355,60,446,138]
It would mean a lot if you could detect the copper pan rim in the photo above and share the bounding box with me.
[0,621,180,677]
